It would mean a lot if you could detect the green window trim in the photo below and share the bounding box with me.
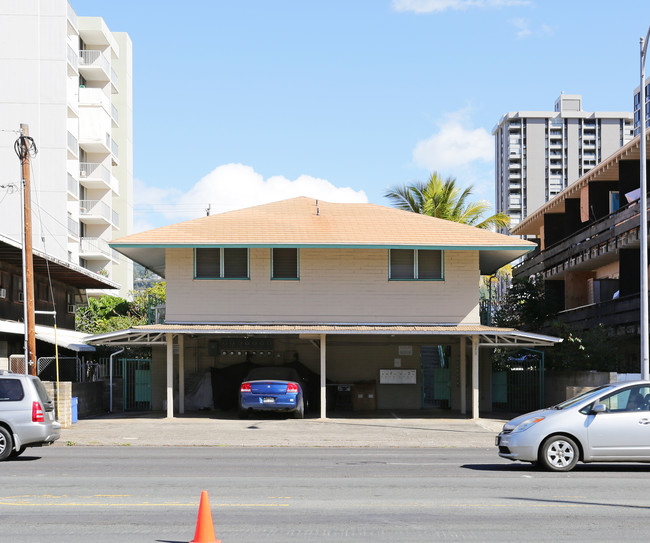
[194,248,249,279]
[389,249,444,281]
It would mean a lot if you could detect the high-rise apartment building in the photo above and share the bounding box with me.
[634,78,650,135]
[493,94,633,230]
[0,1,133,297]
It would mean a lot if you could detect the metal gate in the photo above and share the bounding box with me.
[122,359,152,411]
[421,345,450,409]
[492,351,544,413]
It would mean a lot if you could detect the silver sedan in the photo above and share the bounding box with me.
[496,380,650,471]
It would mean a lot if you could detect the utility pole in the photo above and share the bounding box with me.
[18,124,37,375]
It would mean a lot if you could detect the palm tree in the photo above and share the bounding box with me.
[384,172,510,230]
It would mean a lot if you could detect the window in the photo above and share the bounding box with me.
[194,248,248,279]
[272,248,299,280]
[389,249,443,280]
[596,385,650,412]
[0,379,24,401]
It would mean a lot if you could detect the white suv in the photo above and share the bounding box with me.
[0,370,61,460]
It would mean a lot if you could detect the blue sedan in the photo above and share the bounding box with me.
[239,367,306,419]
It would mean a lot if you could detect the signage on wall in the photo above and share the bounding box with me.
[379,369,417,384]
[398,345,413,356]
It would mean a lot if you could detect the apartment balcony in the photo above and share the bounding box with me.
[79,237,114,260]
[79,162,118,193]
[508,161,521,170]
[67,45,78,74]
[110,67,119,94]
[68,216,79,239]
[111,138,119,165]
[111,103,119,126]
[78,129,111,155]
[67,131,78,158]
[67,173,79,199]
[513,204,640,279]
[79,50,110,82]
[552,295,640,335]
[79,199,118,227]
[508,123,522,131]
[508,172,522,180]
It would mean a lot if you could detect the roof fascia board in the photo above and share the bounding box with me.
[112,243,534,252]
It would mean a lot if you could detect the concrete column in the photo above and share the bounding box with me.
[178,334,185,415]
[460,336,467,415]
[166,333,174,419]
[320,334,327,419]
[472,335,479,419]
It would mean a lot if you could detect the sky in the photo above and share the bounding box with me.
[72,0,650,233]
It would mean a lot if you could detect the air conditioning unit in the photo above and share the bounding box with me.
[0,288,6,299]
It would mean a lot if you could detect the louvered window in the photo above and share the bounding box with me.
[389,249,443,280]
[195,248,248,279]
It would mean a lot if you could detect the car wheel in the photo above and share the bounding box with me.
[0,426,13,461]
[293,401,304,419]
[539,435,579,472]
[9,446,26,459]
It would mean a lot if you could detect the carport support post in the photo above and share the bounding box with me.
[178,334,185,415]
[471,335,479,419]
[460,336,466,415]
[320,334,327,419]
[166,333,174,419]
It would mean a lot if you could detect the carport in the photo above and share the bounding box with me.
[86,323,559,419]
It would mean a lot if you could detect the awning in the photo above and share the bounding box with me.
[85,322,561,348]
[0,320,95,352]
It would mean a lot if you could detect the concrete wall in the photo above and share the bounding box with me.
[43,380,72,428]
[166,248,480,325]
[544,371,616,406]
[72,381,104,416]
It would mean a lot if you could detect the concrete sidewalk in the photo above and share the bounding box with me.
[57,412,507,449]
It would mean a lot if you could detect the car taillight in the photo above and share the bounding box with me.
[240,382,251,393]
[32,401,44,422]
[286,382,299,393]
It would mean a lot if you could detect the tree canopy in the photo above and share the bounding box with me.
[384,172,510,230]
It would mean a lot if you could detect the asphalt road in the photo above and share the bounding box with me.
[3,446,650,543]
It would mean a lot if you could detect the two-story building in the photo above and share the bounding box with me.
[510,132,650,367]
[88,197,558,418]
[0,233,118,374]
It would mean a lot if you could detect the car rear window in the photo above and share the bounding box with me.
[30,377,52,405]
[245,367,300,382]
[0,379,25,401]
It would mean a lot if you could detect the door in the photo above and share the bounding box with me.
[586,384,650,459]
[421,345,450,409]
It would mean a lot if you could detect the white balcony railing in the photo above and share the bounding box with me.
[67,131,78,156]
[80,162,110,184]
[67,173,79,198]
[79,50,110,79]
[68,217,79,238]
[80,237,112,259]
[67,2,78,27]
[79,199,112,223]
[111,67,119,91]
[67,45,78,71]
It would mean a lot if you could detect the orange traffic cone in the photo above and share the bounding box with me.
[190,490,221,543]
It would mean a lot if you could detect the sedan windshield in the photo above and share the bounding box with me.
[552,384,614,410]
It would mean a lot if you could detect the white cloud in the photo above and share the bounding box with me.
[412,110,493,171]
[411,109,496,206]
[133,164,367,232]
[393,0,531,14]
[511,18,554,39]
